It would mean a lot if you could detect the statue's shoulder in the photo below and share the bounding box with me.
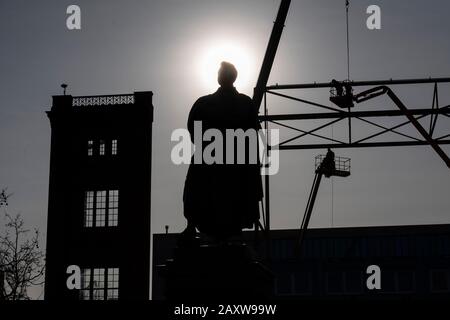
[196,93,216,104]
[237,93,255,109]
[238,93,252,101]
[192,94,214,111]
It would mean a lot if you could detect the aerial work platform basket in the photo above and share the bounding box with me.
[329,79,354,109]
[315,154,351,177]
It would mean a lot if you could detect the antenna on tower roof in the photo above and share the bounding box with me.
[61,83,68,95]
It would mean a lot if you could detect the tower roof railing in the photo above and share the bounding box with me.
[72,94,135,107]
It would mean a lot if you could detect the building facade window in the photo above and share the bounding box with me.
[326,271,344,294]
[112,139,118,155]
[107,268,120,299]
[325,270,362,295]
[96,191,106,227]
[380,270,415,293]
[84,191,94,227]
[275,273,293,295]
[99,140,105,156]
[397,270,415,293]
[293,271,313,295]
[80,267,119,300]
[86,139,118,156]
[345,271,363,294]
[430,270,450,293]
[84,190,119,227]
[87,140,94,156]
[108,190,119,227]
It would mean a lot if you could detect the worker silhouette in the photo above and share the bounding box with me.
[181,61,263,243]
[331,79,343,97]
[320,148,335,178]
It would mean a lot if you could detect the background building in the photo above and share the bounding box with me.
[153,224,450,299]
[45,91,154,300]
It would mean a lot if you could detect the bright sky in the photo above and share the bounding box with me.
[1,0,450,298]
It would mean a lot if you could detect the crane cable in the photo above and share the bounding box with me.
[331,1,351,227]
[331,126,334,227]
[346,0,350,81]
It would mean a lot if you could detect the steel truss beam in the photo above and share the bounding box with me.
[259,78,450,164]
[266,77,450,90]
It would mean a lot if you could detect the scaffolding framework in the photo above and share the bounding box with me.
[257,77,450,241]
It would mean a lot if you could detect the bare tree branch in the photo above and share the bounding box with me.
[0,192,45,300]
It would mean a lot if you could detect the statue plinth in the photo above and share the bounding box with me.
[158,242,274,301]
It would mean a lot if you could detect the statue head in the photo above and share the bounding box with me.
[218,61,238,88]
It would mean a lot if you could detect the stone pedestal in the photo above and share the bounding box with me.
[158,243,274,301]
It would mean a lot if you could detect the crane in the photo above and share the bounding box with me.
[297,150,351,254]
[251,0,292,250]
[252,0,450,258]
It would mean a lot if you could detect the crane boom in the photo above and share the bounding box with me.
[253,0,291,112]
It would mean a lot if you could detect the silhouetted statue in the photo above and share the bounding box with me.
[181,62,263,242]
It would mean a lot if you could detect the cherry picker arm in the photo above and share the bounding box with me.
[297,150,350,253]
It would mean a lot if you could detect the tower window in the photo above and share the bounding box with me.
[84,191,94,227]
[93,268,105,300]
[99,140,106,156]
[95,191,106,227]
[108,190,119,226]
[107,268,120,299]
[87,139,118,156]
[80,267,119,300]
[112,139,118,155]
[84,190,119,227]
[80,268,91,300]
[87,140,94,156]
